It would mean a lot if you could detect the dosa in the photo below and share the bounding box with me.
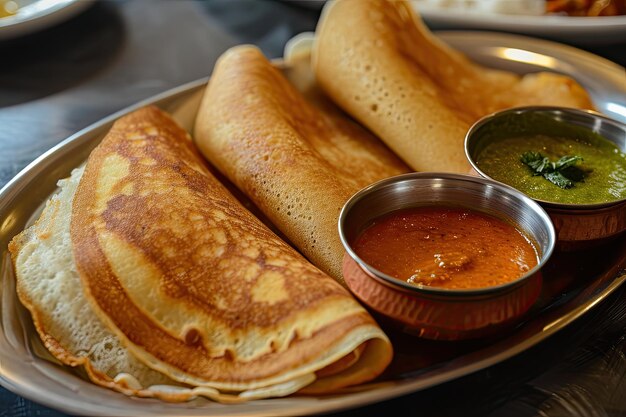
[11,106,393,402]
[194,46,408,283]
[312,0,595,173]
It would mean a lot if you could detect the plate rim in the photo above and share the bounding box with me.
[1,31,626,416]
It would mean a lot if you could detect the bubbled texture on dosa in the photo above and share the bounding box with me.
[312,0,595,173]
[70,106,392,395]
[8,167,186,401]
[194,46,408,283]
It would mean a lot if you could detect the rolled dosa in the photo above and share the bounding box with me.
[312,0,595,173]
[65,106,391,399]
[194,46,408,283]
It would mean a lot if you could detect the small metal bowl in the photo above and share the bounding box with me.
[465,106,626,248]
[338,173,556,340]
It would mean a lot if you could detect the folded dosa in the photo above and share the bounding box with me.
[63,106,391,399]
[194,46,408,283]
[9,167,190,402]
[12,162,361,402]
[312,0,595,173]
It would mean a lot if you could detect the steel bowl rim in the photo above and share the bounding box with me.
[464,105,626,210]
[338,172,556,298]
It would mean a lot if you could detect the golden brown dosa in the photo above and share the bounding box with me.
[69,106,392,399]
[194,46,409,283]
[9,167,192,402]
[312,0,595,173]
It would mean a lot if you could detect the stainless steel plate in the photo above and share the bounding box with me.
[1,32,625,416]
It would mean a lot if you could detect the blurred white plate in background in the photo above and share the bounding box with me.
[0,0,93,40]
[414,1,626,44]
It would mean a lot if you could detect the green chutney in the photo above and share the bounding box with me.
[476,134,626,205]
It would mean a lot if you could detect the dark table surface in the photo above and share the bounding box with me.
[1,1,625,416]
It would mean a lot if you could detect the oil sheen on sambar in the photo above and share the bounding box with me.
[352,206,539,290]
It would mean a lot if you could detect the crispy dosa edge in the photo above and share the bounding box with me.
[194,45,408,284]
[70,106,392,395]
[312,0,594,173]
[8,174,201,403]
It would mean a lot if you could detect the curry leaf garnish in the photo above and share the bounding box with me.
[543,171,574,189]
[521,152,550,174]
[555,155,583,170]
[520,152,584,189]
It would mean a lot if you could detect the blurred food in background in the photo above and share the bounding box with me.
[0,0,18,17]
[414,0,626,15]
[547,0,626,16]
